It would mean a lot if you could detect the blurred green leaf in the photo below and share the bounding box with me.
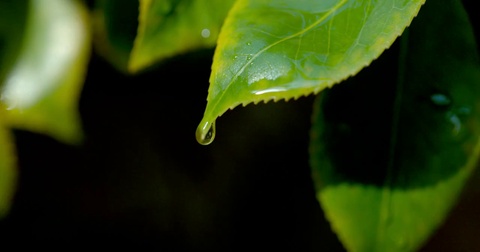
[129,0,236,73]
[0,112,17,219]
[1,0,91,144]
[0,0,28,85]
[196,0,425,145]
[92,0,139,72]
[309,0,480,251]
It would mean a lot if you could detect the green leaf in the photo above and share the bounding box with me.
[92,0,139,72]
[0,0,28,85]
[0,112,17,219]
[129,0,236,73]
[196,0,425,145]
[309,1,480,251]
[1,0,91,144]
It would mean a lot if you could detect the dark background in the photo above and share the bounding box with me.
[0,1,479,251]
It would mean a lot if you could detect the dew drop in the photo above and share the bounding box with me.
[196,119,216,145]
[246,42,251,46]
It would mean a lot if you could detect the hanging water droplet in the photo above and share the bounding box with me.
[196,120,216,145]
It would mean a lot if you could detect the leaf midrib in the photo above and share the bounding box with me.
[374,29,410,251]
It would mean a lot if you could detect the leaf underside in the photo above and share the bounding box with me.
[199,0,426,133]
[309,0,480,251]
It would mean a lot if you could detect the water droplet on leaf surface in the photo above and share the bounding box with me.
[447,112,462,135]
[196,119,215,145]
[201,28,211,38]
[430,93,451,107]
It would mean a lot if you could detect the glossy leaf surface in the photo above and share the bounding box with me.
[197,0,425,144]
[0,114,16,219]
[1,0,91,144]
[310,1,480,251]
[129,0,236,73]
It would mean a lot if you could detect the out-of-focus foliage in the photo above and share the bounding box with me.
[2,0,91,144]
[310,1,480,251]
[92,0,139,72]
[130,0,236,73]
[0,112,16,218]
[0,1,28,85]
[93,0,236,73]
[0,0,90,216]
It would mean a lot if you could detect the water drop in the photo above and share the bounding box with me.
[201,28,211,38]
[430,93,451,107]
[447,112,462,135]
[458,106,471,115]
[246,42,251,46]
[196,120,216,145]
